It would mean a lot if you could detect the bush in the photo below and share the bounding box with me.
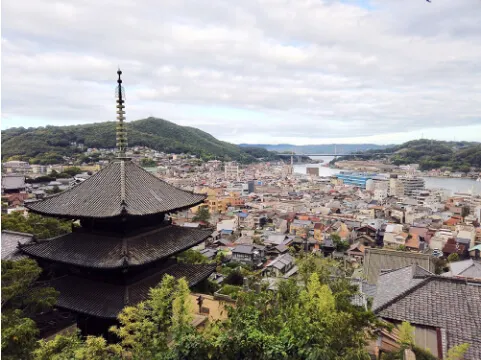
[218,284,242,299]
[412,345,438,360]
[447,253,460,262]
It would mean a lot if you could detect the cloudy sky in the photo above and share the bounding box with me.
[2,0,481,145]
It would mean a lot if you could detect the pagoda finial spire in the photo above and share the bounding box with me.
[116,68,127,157]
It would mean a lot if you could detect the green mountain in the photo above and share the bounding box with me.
[332,139,481,171]
[1,117,278,164]
[239,143,390,154]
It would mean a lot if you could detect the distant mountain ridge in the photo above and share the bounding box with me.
[239,143,391,154]
[1,117,278,164]
[331,139,481,171]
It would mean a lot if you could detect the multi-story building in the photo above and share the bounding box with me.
[224,162,240,180]
[399,176,425,197]
[335,172,377,189]
[389,174,405,197]
[2,161,30,174]
[306,167,320,177]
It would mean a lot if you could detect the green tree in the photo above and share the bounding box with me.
[446,343,470,360]
[2,212,71,239]
[62,167,83,176]
[397,244,408,252]
[33,334,122,360]
[140,158,157,167]
[461,206,470,220]
[398,321,414,349]
[297,253,342,285]
[177,249,210,264]
[33,258,384,360]
[330,233,349,252]
[2,259,58,360]
[448,253,460,262]
[193,207,211,223]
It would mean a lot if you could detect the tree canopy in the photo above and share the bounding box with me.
[332,139,481,171]
[1,118,280,164]
[192,207,211,223]
[33,256,383,359]
[140,158,157,167]
[2,212,71,239]
[2,259,58,360]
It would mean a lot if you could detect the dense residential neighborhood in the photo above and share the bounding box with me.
[3,141,481,359]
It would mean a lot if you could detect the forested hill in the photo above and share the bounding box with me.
[333,139,481,171]
[239,143,390,153]
[1,117,278,164]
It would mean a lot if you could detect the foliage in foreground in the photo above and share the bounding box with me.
[2,212,71,239]
[32,256,383,360]
[381,321,470,360]
[1,259,58,360]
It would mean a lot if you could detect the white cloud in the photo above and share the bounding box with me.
[2,0,481,144]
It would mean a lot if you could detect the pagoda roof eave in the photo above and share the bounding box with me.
[20,225,212,270]
[25,196,206,220]
[50,263,216,319]
[24,160,206,219]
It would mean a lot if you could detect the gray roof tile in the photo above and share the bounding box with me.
[364,248,435,284]
[375,276,481,360]
[26,160,205,218]
[51,263,216,319]
[21,225,211,269]
[1,230,33,260]
[372,265,433,311]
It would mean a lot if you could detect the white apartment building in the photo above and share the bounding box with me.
[224,162,240,180]
[399,176,425,197]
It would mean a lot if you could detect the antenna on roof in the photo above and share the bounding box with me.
[116,68,128,158]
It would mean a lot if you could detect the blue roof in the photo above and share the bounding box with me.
[237,212,248,218]
[221,229,233,235]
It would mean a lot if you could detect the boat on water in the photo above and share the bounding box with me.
[477,177,481,182]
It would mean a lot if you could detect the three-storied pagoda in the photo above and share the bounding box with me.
[21,70,215,336]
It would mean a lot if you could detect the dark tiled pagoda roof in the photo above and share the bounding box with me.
[25,159,206,219]
[51,263,216,319]
[20,225,211,269]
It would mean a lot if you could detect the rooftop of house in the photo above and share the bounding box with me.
[265,233,287,245]
[372,264,434,311]
[267,253,295,271]
[1,175,26,190]
[363,248,435,285]
[232,244,265,255]
[347,242,365,254]
[374,270,481,360]
[1,230,34,261]
[442,259,481,279]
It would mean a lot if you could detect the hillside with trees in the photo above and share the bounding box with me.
[332,139,481,171]
[1,117,279,164]
[239,143,390,154]
[5,255,386,360]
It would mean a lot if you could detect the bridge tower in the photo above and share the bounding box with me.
[289,150,294,175]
